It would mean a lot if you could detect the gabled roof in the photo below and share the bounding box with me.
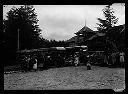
[88,32,105,40]
[87,24,125,41]
[66,26,97,43]
[75,26,94,35]
[66,36,84,43]
[66,36,78,43]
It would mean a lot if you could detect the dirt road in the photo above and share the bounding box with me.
[4,66,125,90]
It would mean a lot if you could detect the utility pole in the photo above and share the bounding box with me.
[17,28,20,51]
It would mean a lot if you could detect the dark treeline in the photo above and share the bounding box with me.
[47,39,69,47]
[3,5,68,66]
[32,38,69,48]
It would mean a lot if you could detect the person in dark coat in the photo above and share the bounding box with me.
[20,55,26,71]
[21,55,29,72]
[87,62,91,70]
[29,56,34,71]
[86,54,92,70]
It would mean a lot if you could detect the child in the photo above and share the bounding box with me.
[87,62,91,70]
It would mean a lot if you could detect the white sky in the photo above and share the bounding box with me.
[3,4,125,41]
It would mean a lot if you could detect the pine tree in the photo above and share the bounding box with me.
[97,5,118,32]
[96,5,120,52]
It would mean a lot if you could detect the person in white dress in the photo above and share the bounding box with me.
[33,58,37,70]
[32,55,38,71]
[119,51,125,63]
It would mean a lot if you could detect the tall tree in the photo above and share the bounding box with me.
[96,5,118,32]
[95,5,121,52]
[4,5,42,50]
[3,5,43,65]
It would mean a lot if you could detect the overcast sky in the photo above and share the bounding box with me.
[3,4,125,41]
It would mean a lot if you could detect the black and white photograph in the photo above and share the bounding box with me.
[3,4,125,92]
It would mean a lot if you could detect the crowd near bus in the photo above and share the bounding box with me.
[16,46,125,72]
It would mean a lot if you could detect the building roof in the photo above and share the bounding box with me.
[66,36,78,43]
[66,36,84,42]
[87,32,105,40]
[75,26,94,35]
[87,24,125,41]
[67,26,96,43]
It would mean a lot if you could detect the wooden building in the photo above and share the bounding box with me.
[66,25,96,47]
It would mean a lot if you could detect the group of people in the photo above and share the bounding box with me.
[65,51,91,70]
[20,54,38,72]
[87,51,125,67]
[41,50,91,69]
[104,51,125,66]
[18,50,125,72]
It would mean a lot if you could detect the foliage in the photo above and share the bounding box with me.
[94,5,125,52]
[97,5,118,31]
[3,5,42,50]
[106,25,125,51]
[3,5,45,66]
[47,39,68,47]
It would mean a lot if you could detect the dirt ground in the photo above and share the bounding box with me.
[4,66,125,90]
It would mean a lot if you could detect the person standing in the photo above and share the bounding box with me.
[26,54,31,71]
[31,54,38,71]
[29,56,34,71]
[87,62,91,70]
[119,51,125,63]
[33,57,38,71]
[111,52,116,65]
[104,52,108,65]
[74,52,79,67]
[79,49,83,65]
[23,55,30,72]
[20,55,27,72]
[86,54,92,70]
